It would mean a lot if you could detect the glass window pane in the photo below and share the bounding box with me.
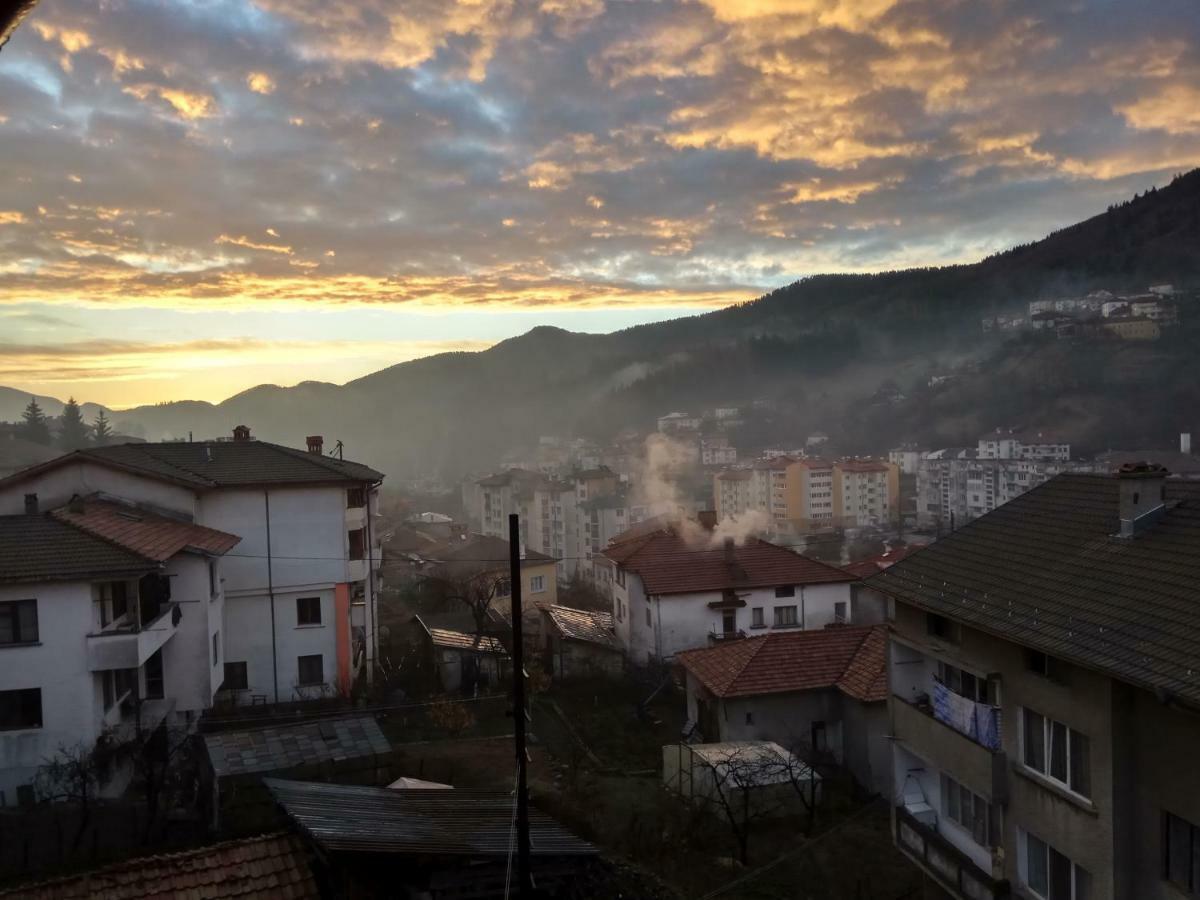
[1070,731,1090,797]
[0,607,13,644]
[972,793,989,846]
[1049,846,1072,900]
[1050,720,1068,781]
[1026,832,1048,895]
[1169,813,1192,888]
[1024,710,1046,771]
[17,601,37,642]
[1074,864,1091,900]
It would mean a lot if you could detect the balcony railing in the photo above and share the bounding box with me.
[86,602,181,672]
[896,805,1009,900]
[708,629,746,643]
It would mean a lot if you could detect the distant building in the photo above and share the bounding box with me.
[834,460,900,528]
[1103,316,1160,340]
[657,412,701,433]
[714,469,753,522]
[889,445,925,476]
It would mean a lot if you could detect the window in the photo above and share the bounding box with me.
[212,631,220,667]
[530,575,546,593]
[144,649,164,699]
[346,487,366,508]
[296,596,322,626]
[102,671,114,710]
[774,585,795,598]
[0,600,37,645]
[1022,707,1090,798]
[0,688,41,730]
[751,607,764,627]
[348,529,366,560]
[812,721,828,752]
[616,568,625,587]
[298,654,323,686]
[1166,812,1200,895]
[495,577,511,597]
[745,711,753,725]
[941,773,991,847]
[208,560,219,598]
[223,661,248,691]
[1028,649,1067,682]
[1021,830,1091,900]
[773,605,798,627]
[722,611,736,635]
[938,661,991,703]
[927,613,959,642]
[834,601,847,623]
[98,581,128,627]
[645,607,652,628]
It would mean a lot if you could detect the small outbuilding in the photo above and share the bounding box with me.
[540,604,622,678]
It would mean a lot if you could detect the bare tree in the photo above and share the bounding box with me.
[34,734,122,849]
[420,568,509,640]
[690,743,819,865]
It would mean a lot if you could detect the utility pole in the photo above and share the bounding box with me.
[508,513,534,896]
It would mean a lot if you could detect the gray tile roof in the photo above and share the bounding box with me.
[264,778,597,857]
[544,605,619,650]
[0,440,383,491]
[203,715,391,778]
[0,514,158,584]
[866,474,1200,704]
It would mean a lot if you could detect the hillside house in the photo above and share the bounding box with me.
[677,624,890,794]
[595,523,864,664]
[0,429,385,708]
[540,605,621,678]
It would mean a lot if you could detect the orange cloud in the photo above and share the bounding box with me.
[122,84,217,120]
[246,72,276,94]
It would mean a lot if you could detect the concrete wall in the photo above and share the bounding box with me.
[222,587,339,703]
[0,462,196,517]
[717,692,844,763]
[0,581,100,804]
[843,698,890,796]
[161,553,223,714]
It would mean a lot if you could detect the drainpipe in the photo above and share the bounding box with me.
[800,585,807,629]
[362,480,377,688]
[264,490,278,704]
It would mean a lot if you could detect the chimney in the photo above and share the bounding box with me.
[723,536,735,562]
[1182,433,1192,455]
[306,435,324,455]
[1117,462,1169,538]
[232,425,251,442]
[698,510,717,531]
[23,493,37,515]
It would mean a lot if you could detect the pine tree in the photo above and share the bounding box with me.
[92,409,113,446]
[59,397,90,450]
[21,397,51,446]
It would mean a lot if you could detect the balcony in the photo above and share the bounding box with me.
[892,694,1007,803]
[708,629,746,643]
[114,695,176,741]
[896,805,1009,900]
[86,603,181,672]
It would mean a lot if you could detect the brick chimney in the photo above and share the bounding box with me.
[1117,462,1168,538]
[306,435,324,455]
[232,425,251,442]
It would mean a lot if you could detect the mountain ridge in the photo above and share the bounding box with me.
[5,168,1199,476]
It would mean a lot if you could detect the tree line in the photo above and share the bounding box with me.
[17,396,113,450]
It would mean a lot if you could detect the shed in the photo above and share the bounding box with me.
[541,604,622,678]
[663,741,820,818]
[417,615,510,694]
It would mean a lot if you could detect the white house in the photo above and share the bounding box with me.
[0,428,385,708]
[595,523,861,664]
[0,499,240,804]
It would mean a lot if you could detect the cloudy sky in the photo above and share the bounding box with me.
[1,0,1198,408]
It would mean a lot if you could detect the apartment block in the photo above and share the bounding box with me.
[868,466,1200,900]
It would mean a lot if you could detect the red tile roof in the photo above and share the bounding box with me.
[52,497,240,561]
[677,624,888,702]
[0,832,319,900]
[601,529,855,595]
[841,547,918,579]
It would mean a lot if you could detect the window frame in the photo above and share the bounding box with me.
[1021,707,1091,799]
[0,599,38,646]
[346,487,366,509]
[296,596,322,626]
[530,574,546,593]
[348,528,366,561]
[774,585,796,598]
[1164,811,1200,896]
[751,607,764,628]
[1020,829,1091,900]
[0,688,42,731]
[773,605,798,627]
[297,654,324,686]
[940,772,991,847]
[223,661,249,691]
[211,631,220,668]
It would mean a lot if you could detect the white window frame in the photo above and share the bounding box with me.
[1020,707,1090,799]
[530,575,546,593]
[1019,828,1091,900]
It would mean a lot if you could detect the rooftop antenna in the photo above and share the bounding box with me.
[331,440,344,461]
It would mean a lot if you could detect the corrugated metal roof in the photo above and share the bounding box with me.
[0,514,157,584]
[427,627,508,654]
[544,605,619,650]
[867,474,1200,704]
[204,715,391,778]
[265,778,597,857]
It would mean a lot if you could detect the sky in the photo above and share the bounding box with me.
[1,0,1198,409]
